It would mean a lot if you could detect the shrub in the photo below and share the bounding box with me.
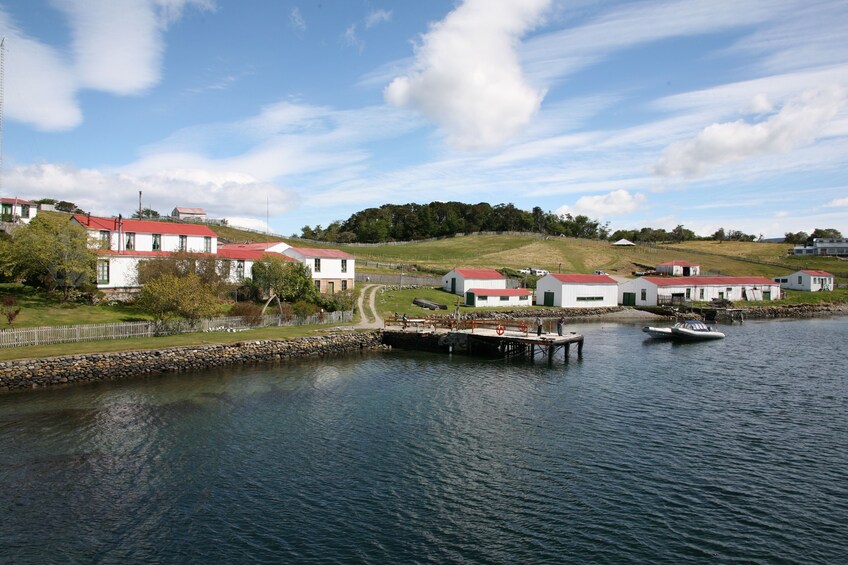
[228,301,263,325]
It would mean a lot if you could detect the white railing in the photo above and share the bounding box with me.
[0,310,354,348]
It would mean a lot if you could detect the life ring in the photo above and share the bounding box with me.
[518,322,528,333]
[496,325,505,335]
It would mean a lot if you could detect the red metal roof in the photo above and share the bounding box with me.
[551,273,617,284]
[218,242,287,251]
[72,214,217,237]
[469,288,532,297]
[641,276,778,287]
[800,270,833,277]
[216,248,292,261]
[0,197,35,205]
[454,268,504,279]
[288,247,354,259]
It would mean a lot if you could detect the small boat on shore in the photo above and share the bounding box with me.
[643,320,725,341]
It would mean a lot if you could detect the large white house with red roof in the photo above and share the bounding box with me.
[443,268,507,296]
[656,261,700,276]
[773,270,834,292]
[72,214,218,254]
[283,247,356,294]
[1,197,37,225]
[216,242,296,285]
[619,276,781,306]
[536,273,619,307]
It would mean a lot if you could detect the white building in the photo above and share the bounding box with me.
[656,261,700,276]
[792,238,848,256]
[612,238,635,246]
[443,268,507,296]
[619,276,781,306]
[465,288,532,307]
[1,197,37,224]
[536,273,619,307]
[283,247,355,294]
[73,214,218,254]
[773,270,834,292]
[172,207,207,221]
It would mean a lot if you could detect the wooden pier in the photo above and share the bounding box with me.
[384,317,584,363]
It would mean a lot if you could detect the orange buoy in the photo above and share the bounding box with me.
[518,322,528,333]
[496,325,505,335]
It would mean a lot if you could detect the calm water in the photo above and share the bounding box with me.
[1,317,847,564]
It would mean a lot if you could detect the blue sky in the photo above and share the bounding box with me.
[1,0,846,238]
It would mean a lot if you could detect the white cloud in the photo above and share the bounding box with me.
[556,190,645,217]
[365,9,392,29]
[654,87,848,177]
[830,197,848,207]
[384,0,550,150]
[290,6,306,32]
[1,1,212,130]
[342,24,364,52]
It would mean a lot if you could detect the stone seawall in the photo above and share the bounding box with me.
[0,332,384,393]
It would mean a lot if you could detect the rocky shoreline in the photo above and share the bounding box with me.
[0,332,385,393]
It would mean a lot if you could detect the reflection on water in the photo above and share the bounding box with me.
[1,318,847,563]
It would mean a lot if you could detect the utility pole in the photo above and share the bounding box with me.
[0,37,5,197]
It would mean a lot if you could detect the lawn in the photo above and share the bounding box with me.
[0,283,152,329]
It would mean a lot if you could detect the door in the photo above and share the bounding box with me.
[465,291,474,306]
[327,281,335,294]
[622,292,636,306]
[544,291,555,307]
[763,291,771,301]
[451,277,456,294]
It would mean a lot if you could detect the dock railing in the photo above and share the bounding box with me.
[384,316,533,336]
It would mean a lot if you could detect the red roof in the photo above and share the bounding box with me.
[288,247,354,259]
[72,214,217,237]
[216,248,292,261]
[550,273,617,284]
[657,261,699,267]
[95,250,173,258]
[218,242,287,251]
[469,288,532,297]
[454,268,504,280]
[642,276,777,287]
[0,197,35,205]
[173,207,206,214]
[800,270,833,277]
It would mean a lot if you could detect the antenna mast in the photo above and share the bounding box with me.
[0,37,5,196]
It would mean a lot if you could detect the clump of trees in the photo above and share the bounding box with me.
[298,202,609,243]
[0,215,96,301]
[784,228,842,245]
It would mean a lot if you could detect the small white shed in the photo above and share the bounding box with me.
[443,268,506,296]
[535,273,618,308]
[612,238,635,246]
[465,288,533,307]
[656,261,700,276]
[773,270,834,291]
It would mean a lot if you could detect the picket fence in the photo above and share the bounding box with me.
[0,310,354,349]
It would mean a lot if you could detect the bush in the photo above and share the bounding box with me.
[228,301,263,325]
[291,300,319,318]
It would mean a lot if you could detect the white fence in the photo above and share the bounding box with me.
[0,310,354,349]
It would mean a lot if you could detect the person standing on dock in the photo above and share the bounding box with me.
[536,315,543,336]
[557,316,564,336]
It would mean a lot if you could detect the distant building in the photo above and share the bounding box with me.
[612,238,635,246]
[284,247,356,294]
[172,207,207,221]
[619,276,781,306]
[792,238,848,257]
[773,270,834,292]
[656,261,700,276]
[535,273,618,308]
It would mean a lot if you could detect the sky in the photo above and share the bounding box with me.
[1,0,846,239]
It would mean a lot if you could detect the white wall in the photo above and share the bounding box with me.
[443,270,506,295]
[468,293,532,307]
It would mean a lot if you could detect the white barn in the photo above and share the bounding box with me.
[535,273,618,307]
[465,288,532,307]
[619,276,781,306]
[773,270,834,292]
[656,261,700,276]
[443,268,507,296]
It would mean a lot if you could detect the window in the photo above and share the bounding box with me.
[640,289,647,301]
[341,259,347,273]
[798,276,803,284]
[179,235,188,251]
[576,296,603,301]
[341,280,348,291]
[726,288,732,295]
[314,280,322,292]
[699,288,705,299]
[100,230,111,246]
[236,260,245,279]
[20,205,30,218]
[500,295,509,301]
[204,236,212,253]
[125,232,135,251]
[328,281,335,294]
[685,288,691,299]
[519,295,528,301]
[1,203,12,218]
[314,258,321,273]
[477,295,488,301]
[152,234,162,251]
[96,260,110,284]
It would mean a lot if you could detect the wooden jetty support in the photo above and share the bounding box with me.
[383,317,584,362]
